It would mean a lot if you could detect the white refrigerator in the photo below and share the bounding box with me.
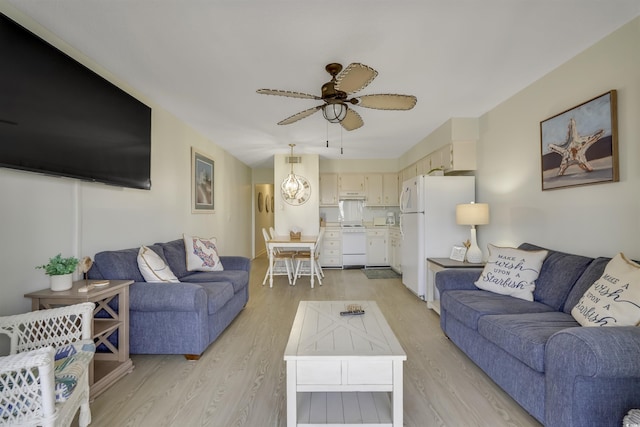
[400,175,475,299]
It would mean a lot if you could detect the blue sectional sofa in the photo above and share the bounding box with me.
[87,239,250,359]
[436,243,640,427]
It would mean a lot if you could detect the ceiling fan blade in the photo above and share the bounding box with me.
[335,63,378,94]
[277,105,323,125]
[356,94,417,110]
[257,89,321,100]
[340,108,364,131]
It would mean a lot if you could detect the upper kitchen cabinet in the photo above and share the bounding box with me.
[365,173,399,206]
[364,174,383,204]
[431,141,476,173]
[338,173,365,194]
[382,173,399,205]
[319,173,339,206]
[415,155,432,176]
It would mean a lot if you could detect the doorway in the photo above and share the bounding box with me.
[254,183,274,257]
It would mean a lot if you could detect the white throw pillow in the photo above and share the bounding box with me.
[474,244,548,301]
[571,253,640,327]
[137,246,180,283]
[183,234,224,272]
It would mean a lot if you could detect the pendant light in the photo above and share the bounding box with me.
[281,144,302,199]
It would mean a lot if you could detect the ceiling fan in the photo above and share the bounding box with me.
[257,63,417,131]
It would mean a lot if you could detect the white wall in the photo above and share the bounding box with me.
[476,17,640,259]
[0,8,252,320]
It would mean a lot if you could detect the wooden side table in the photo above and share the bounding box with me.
[25,279,134,399]
[426,258,485,315]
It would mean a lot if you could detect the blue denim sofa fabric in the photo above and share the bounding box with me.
[436,243,640,427]
[88,239,250,358]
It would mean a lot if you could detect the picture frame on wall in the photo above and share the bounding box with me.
[191,147,215,213]
[540,90,618,191]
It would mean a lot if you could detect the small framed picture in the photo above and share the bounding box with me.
[191,147,215,213]
[450,246,467,262]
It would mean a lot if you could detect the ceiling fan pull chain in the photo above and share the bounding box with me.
[326,120,329,148]
[340,126,343,155]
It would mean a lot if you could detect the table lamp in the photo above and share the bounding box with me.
[456,202,490,263]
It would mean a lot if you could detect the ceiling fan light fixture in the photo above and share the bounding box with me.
[322,103,347,123]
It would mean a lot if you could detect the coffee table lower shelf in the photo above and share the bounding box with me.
[296,391,393,427]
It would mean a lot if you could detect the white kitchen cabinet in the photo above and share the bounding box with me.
[319,173,339,206]
[432,141,476,172]
[366,173,399,206]
[382,173,399,206]
[415,156,431,176]
[319,227,342,267]
[339,173,365,193]
[389,228,402,274]
[364,174,383,205]
[366,228,388,267]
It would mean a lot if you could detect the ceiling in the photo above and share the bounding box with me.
[4,1,639,168]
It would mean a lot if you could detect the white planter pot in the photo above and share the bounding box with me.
[50,273,73,291]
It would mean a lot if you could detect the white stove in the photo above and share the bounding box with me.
[341,223,366,266]
[341,223,365,233]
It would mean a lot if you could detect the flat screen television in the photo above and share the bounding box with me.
[0,13,152,190]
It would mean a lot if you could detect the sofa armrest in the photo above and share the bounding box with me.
[545,326,640,427]
[129,282,207,313]
[220,256,251,272]
[435,269,483,293]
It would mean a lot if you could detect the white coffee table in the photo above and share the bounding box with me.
[284,301,406,427]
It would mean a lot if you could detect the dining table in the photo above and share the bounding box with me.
[267,234,319,288]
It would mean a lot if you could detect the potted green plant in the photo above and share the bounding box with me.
[36,253,79,291]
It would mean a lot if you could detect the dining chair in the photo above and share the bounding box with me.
[0,302,95,427]
[261,228,295,286]
[292,228,325,286]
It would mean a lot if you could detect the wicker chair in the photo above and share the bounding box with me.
[0,302,95,427]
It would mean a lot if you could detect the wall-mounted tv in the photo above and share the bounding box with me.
[0,13,152,190]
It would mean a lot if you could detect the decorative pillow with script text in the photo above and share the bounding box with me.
[183,234,224,272]
[137,246,180,283]
[571,253,640,327]
[474,244,548,301]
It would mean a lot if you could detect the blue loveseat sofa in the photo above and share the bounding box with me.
[436,243,640,427]
[88,239,250,359]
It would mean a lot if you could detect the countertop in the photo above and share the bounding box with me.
[322,222,400,230]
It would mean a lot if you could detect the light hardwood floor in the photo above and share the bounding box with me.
[86,256,542,427]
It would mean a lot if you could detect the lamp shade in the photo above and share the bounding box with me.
[322,103,347,123]
[456,203,490,226]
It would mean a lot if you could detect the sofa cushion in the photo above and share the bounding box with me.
[571,253,640,326]
[519,243,594,311]
[478,312,579,373]
[564,257,611,313]
[199,282,235,314]
[93,244,166,282]
[180,270,249,294]
[442,289,556,331]
[158,239,190,278]
[474,244,548,301]
[54,340,96,402]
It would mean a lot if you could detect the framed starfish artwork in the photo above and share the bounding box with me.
[192,147,215,213]
[540,90,618,191]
